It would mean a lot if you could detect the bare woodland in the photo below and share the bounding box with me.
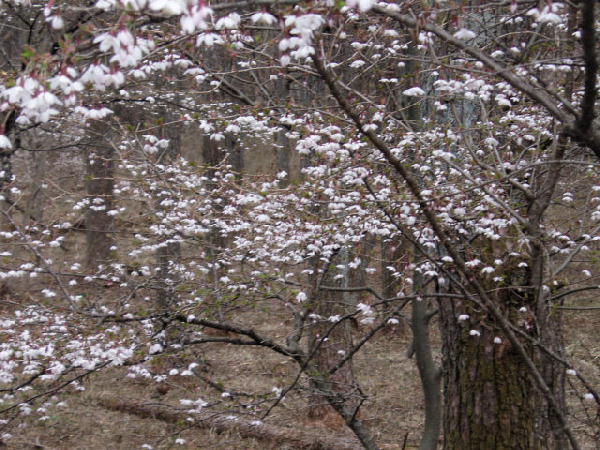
[0,0,599,449]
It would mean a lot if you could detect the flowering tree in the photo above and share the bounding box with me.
[0,0,599,449]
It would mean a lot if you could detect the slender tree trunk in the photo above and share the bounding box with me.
[411,264,441,450]
[412,298,441,450]
[403,44,442,448]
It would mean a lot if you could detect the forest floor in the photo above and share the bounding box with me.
[1,290,599,450]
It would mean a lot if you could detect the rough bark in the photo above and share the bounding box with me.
[439,296,547,450]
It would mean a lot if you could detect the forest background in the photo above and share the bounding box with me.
[0,0,599,449]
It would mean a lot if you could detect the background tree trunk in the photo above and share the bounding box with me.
[305,251,380,449]
[25,149,46,225]
[84,121,115,270]
[307,254,357,422]
[155,124,182,314]
[201,133,235,319]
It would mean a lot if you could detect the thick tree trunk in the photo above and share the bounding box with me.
[439,298,549,450]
